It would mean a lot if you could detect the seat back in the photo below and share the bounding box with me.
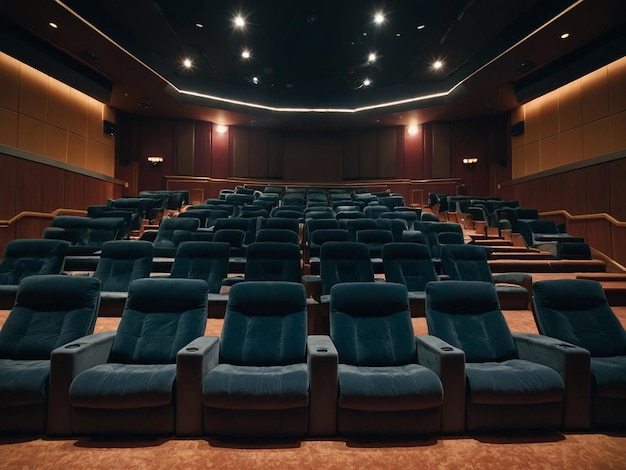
[220,282,307,366]
[375,218,407,242]
[170,241,230,293]
[356,229,393,257]
[382,242,437,292]
[153,217,200,255]
[344,218,377,242]
[330,282,415,366]
[94,240,153,292]
[244,242,302,282]
[309,229,350,258]
[255,228,299,245]
[320,242,374,295]
[425,281,517,363]
[440,244,494,283]
[532,279,626,357]
[0,275,101,359]
[109,278,209,364]
[0,239,69,285]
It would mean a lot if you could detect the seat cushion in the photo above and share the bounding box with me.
[69,363,176,409]
[591,356,626,398]
[0,359,50,406]
[338,363,443,411]
[466,359,564,405]
[202,363,308,410]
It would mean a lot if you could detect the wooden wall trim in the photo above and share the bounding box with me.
[541,210,626,228]
[0,144,127,186]
[502,149,626,187]
[0,208,87,228]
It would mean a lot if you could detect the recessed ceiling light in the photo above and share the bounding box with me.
[183,58,193,68]
[417,24,426,30]
[252,76,259,84]
[433,60,443,70]
[560,32,570,39]
[241,49,251,59]
[363,78,372,86]
[373,12,385,25]
[396,33,401,37]
[368,53,377,63]
[233,15,245,28]
[195,23,204,28]
[49,22,58,29]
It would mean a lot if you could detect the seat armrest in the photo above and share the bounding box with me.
[493,272,532,293]
[48,331,116,436]
[221,276,244,287]
[307,335,338,436]
[176,336,220,436]
[302,275,323,302]
[513,333,591,430]
[416,335,466,434]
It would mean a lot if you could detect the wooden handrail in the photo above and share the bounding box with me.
[540,210,626,227]
[0,209,87,228]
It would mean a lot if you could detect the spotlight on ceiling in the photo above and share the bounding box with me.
[373,12,385,25]
[368,53,377,63]
[182,58,193,69]
[233,15,246,29]
[363,78,372,87]
[241,49,251,59]
[49,22,58,29]
[560,32,570,39]
[252,76,260,85]
[432,60,444,70]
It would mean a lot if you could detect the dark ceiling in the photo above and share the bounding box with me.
[1,0,625,129]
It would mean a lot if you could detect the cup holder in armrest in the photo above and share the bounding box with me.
[186,347,199,352]
[65,344,80,349]
[441,347,454,351]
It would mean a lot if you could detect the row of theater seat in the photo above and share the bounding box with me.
[0,237,530,316]
[1,276,624,437]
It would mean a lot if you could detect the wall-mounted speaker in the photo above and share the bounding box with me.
[103,120,116,136]
[510,121,524,136]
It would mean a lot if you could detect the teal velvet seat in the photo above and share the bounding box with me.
[532,279,626,429]
[193,282,333,438]
[382,242,438,316]
[425,280,565,433]
[94,240,153,315]
[153,217,200,257]
[0,239,70,309]
[170,241,230,293]
[439,244,531,309]
[330,282,444,436]
[62,278,209,436]
[0,275,101,435]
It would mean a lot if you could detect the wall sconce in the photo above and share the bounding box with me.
[147,155,164,167]
[462,157,478,168]
[216,125,228,134]
[407,125,418,136]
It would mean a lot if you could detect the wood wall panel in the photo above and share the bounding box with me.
[378,128,396,178]
[524,100,540,144]
[63,171,85,210]
[610,111,626,151]
[558,81,582,132]
[584,164,610,214]
[17,115,47,156]
[540,134,559,170]
[68,89,88,137]
[583,118,612,159]
[343,132,359,179]
[41,166,65,213]
[47,80,71,130]
[612,225,626,270]
[15,160,43,214]
[432,123,451,178]
[18,64,48,122]
[581,68,609,124]
[83,176,102,207]
[67,133,86,168]
[609,158,626,221]
[560,169,587,215]
[267,132,282,178]
[0,53,19,111]
[359,131,377,178]
[46,124,68,162]
[586,219,612,257]
[193,122,210,177]
[539,96,559,138]
[175,121,195,176]
[249,129,269,178]
[0,107,18,147]
[558,127,583,166]
[608,58,626,114]
[231,127,250,178]
[545,173,564,213]
[0,154,17,219]
[283,134,343,182]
